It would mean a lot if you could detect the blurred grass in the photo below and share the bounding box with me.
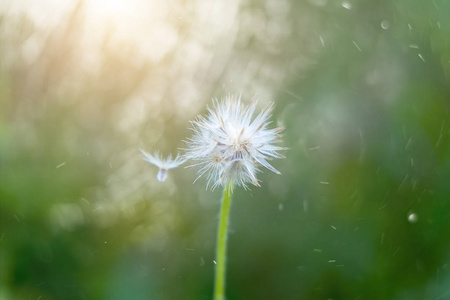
[1,0,450,299]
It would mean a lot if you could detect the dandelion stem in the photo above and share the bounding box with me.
[213,182,233,300]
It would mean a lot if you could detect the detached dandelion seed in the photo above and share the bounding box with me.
[140,149,185,182]
[184,95,286,190]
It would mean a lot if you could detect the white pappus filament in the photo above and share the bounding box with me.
[183,95,286,190]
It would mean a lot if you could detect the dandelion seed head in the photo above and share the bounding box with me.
[184,95,286,189]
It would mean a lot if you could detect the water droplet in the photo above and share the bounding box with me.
[408,213,418,223]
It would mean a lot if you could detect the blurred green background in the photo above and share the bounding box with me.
[1,0,450,299]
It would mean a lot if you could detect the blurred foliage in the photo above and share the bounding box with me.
[1,0,450,299]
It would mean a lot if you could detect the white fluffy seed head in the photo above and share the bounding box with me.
[184,95,286,190]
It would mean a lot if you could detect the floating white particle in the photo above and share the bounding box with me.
[56,162,66,169]
[213,260,217,264]
[405,137,412,150]
[309,146,320,150]
[319,36,325,47]
[320,181,329,185]
[331,225,336,230]
[418,53,425,62]
[329,260,336,263]
[381,20,390,30]
[278,203,284,211]
[393,247,400,256]
[352,40,362,52]
[313,249,322,253]
[408,44,419,49]
[341,1,352,9]
[92,206,102,212]
[408,213,418,223]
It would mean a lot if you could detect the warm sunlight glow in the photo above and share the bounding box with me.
[1,0,179,63]
[82,0,181,62]
[1,0,245,113]
[85,0,139,24]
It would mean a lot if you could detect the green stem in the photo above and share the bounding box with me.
[213,182,233,300]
